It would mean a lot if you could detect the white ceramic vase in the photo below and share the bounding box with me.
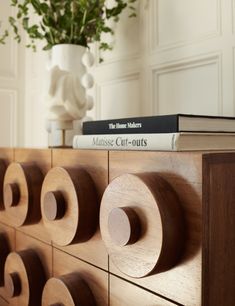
[46,44,94,147]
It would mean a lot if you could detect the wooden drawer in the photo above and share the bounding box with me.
[48,149,108,270]
[4,149,51,243]
[0,223,15,302]
[0,148,14,226]
[0,296,8,306]
[48,248,108,306]
[101,151,202,306]
[99,151,235,306]
[4,230,52,306]
[110,275,178,306]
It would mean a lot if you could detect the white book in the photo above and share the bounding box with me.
[73,133,235,151]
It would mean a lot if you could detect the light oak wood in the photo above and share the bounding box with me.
[13,148,52,243]
[42,274,96,306]
[3,162,43,227]
[4,250,46,306]
[108,151,202,305]
[52,248,108,306]
[52,149,108,269]
[41,166,98,246]
[100,172,184,278]
[110,275,178,306]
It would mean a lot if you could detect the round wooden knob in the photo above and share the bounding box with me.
[100,173,185,278]
[108,207,141,246]
[4,250,46,306]
[0,160,7,211]
[0,233,10,286]
[41,167,98,246]
[42,273,96,306]
[3,162,43,227]
[43,191,66,221]
[4,183,20,207]
[5,272,21,298]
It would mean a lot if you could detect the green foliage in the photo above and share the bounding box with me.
[0,0,137,53]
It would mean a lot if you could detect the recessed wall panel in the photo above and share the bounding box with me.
[99,76,141,119]
[0,90,16,146]
[154,57,221,115]
[152,0,220,49]
[0,0,17,79]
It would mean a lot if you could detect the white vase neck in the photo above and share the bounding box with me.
[51,44,87,75]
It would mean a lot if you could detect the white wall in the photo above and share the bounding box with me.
[1,0,235,146]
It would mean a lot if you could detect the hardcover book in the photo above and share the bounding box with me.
[82,114,235,135]
[73,132,235,151]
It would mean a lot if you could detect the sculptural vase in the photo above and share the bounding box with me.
[46,44,94,147]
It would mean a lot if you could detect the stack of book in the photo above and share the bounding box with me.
[73,114,235,151]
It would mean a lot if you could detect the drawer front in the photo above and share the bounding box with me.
[110,275,178,306]
[51,149,108,270]
[104,151,202,306]
[0,148,14,225]
[0,223,15,302]
[13,149,52,243]
[51,248,108,306]
[4,230,52,306]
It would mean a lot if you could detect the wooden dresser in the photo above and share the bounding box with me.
[0,148,234,306]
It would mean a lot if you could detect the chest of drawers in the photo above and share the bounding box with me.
[0,148,234,306]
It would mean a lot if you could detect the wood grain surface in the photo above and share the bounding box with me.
[13,149,52,243]
[202,153,235,306]
[100,172,185,278]
[51,149,108,269]
[15,230,52,280]
[3,162,43,227]
[4,250,46,306]
[41,166,98,246]
[42,274,96,306]
[0,148,14,225]
[52,248,108,306]
[108,151,203,306]
[110,275,179,306]
[0,223,15,302]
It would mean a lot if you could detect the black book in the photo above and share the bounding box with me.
[82,114,235,135]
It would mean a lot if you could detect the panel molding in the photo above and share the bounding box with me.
[152,53,222,114]
[0,89,17,146]
[149,0,222,53]
[96,73,140,119]
[232,0,235,33]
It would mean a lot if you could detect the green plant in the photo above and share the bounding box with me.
[0,0,137,53]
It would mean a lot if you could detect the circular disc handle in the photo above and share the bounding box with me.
[4,183,20,208]
[43,191,66,221]
[5,272,21,298]
[42,274,96,306]
[41,167,98,246]
[3,162,43,227]
[4,250,46,306]
[108,207,141,246]
[100,173,185,278]
[0,233,10,287]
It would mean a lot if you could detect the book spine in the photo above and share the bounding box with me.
[82,115,179,134]
[73,133,179,151]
